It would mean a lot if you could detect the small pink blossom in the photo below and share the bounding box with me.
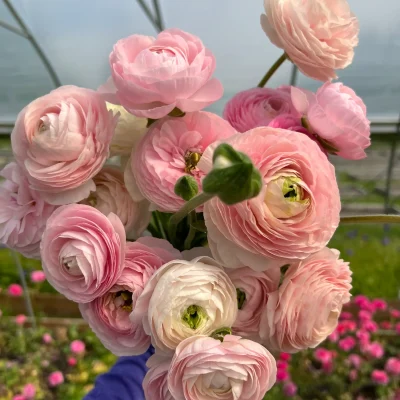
[366,342,384,359]
[322,361,333,374]
[314,348,334,365]
[338,336,356,352]
[372,299,387,311]
[22,384,36,399]
[48,371,64,387]
[354,295,371,308]
[8,284,23,297]
[396,323,400,334]
[328,330,339,343]
[358,310,372,321]
[390,309,400,319]
[15,314,27,325]
[349,369,358,382]
[340,312,354,320]
[67,357,77,367]
[42,333,53,344]
[13,396,25,400]
[70,340,85,355]
[30,270,46,283]
[276,368,290,382]
[361,320,378,333]
[280,353,291,362]
[348,354,363,369]
[283,382,297,397]
[277,360,289,370]
[356,330,370,344]
[385,358,400,376]
[371,370,389,385]
[380,321,392,330]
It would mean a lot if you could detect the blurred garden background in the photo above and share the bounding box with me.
[1,0,400,399]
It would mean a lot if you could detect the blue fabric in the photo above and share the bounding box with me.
[84,347,154,400]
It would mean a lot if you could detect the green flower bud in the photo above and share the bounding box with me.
[210,327,232,342]
[174,175,199,201]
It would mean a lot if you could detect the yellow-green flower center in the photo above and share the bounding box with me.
[184,151,202,174]
[182,304,207,330]
[115,290,133,312]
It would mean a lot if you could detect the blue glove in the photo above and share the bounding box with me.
[84,347,154,400]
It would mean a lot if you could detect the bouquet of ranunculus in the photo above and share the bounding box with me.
[1,0,379,398]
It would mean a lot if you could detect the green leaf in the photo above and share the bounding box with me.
[174,175,199,201]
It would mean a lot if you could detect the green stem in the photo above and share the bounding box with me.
[340,215,400,225]
[153,211,167,240]
[184,211,197,250]
[257,53,288,88]
[168,192,214,241]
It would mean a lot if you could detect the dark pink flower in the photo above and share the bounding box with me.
[340,312,353,320]
[372,299,387,311]
[365,342,384,359]
[67,357,77,367]
[358,310,372,321]
[385,358,400,376]
[371,370,389,385]
[396,323,400,334]
[314,348,333,365]
[283,382,297,397]
[280,353,291,362]
[338,336,356,352]
[390,309,400,319]
[348,354,363,369]
[8,284,23,297]
[30,270,46,283]
[277,360,289,370]
[380,321,392,330]
[48,371,64,387]
[361,320,378,333]
[276,368,290,382]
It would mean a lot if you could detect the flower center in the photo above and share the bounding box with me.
[264,175,310,219]
[184,151,202,174]
[182,305,207,330]
[236,288,246,310]
[62,256,81,276]
[114,290,133,312]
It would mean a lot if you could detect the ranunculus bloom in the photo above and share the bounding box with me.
[371,370,389,385]
[143,355,173,400]
[366,342,384,359]
[283,382,297,397]
[81,166,150,239]
[386,358,400,376]
[372,298,387,311]
[348,354,363,369]
[259,248,352,353]
[168,335,277,400]
[314,348,334,365]
[223,87,299,132]
[292,83,371,160]
[31,270,46,283]
[7,283,23,297]
[0,163,57,258]
[106,103,148,157]
[131,257,238,355]
[339,336,356,352]
[201,128,340,270]
[132,111,235,212]
[79,237,180,356]
[22,383,35,399]
[261,0,359,81]
[225,267,280,340]
[15,314,27,325]
[41,204,126,303]
[70,340,85,354]
[42,333,53,344]
[48,371,64,387]
[109,29,223,119]
[11,86,117,205]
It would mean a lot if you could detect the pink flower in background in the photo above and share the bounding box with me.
[292,83,371,160]
[261,0,359,81]
[314,348,334,365]
[366,342,384,359]
[131,111,235,212]
[81,166,150,239]
[143,355,173,400]
[42,333,53,344]
[277,360,289,370]
[356,330,370,344]
[348,354,363,369]
[223,87,299,132]
[0,163,57,259]
[340,312,353,320]
[168,335,277,400]
[70,340,85,355]
[380,321,392,330]
[396,323,400,334]
[322,361,333,374]
[358,310,372,321]
[22,384,35,399]
[11,86,117,205]
[79,237,180,356]
[328,330,339,343]
[109,29,223,119]
[390,309,400,319]
[283,382,298,397]
[371,370,389,385]
[8,283,23,297]
[386,358,400,376]
[68,357,77,367]
[260,248,352,353]
[48,371,64,387]
[361,320,378,333]
[354,295,370,308]
[372,299,387,311]
[12,396,25,400]
[15,314,27,326]
[30,270,46,283]
[349,369,358,382]
[225,266,280,340]
[201,128,341,270]
[337,320,357,334]
[276,368,290,382]
[338,337,356,352]
[41,205,126,303]
[280,353,291,362]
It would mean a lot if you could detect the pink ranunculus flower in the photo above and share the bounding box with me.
[109,29,223,119]
[372,298,387,311]
[314,348,334,365]
[8,283,23,297]
[225,266,280,340]
[131,111,235,212]
[339,336,356,352]
[143,355,173,400]
[259,248,352,353]
[131,257,238,355]
[366,342,384,359]
[81,166,150,239]
[42,333,53,344]
[261,0,359,81]
[79,237,180,356]
[348,354,363,369]
[22,383,35,399]
[0,163,57,258]
[48,371,64,387]
[223,87,299,132]
[283,382,297,397]
[31,270,46,283]
[386,358,400,376]
[70,340,85,354]
[292,83,371,160]
[15,314,27,326]
[201,128,340,270]
[371,370,389,385]
[41,204,126,303]
[67,357,77,367]
[168,335,277,400]
[11,86,117,205]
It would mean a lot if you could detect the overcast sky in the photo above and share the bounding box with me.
[1,0,400,118]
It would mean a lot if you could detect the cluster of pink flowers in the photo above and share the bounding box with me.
[0,0,374,398]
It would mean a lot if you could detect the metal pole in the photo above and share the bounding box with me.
[152,0,164,31]
[11,250,37,330]
[3,0,61,88]
[136,0,162,32]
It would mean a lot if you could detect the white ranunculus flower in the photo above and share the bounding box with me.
[130,256,238,355]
